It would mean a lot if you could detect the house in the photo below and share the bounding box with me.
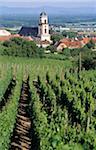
[92,37,96,44]
[57,37,93,51]
[0,34,33,42]
[69,40,82,49]
[0,29,11,36]
[36,40,51,48]
[57,38,82,51]
[0,34,19,42]
[81,37,90,46]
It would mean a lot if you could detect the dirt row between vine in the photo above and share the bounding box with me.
[10,80,32,150]
[0,78,16,111]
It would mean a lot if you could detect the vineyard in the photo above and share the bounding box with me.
[0,56,96,150]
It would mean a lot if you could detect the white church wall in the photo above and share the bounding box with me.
[38,12,51,42]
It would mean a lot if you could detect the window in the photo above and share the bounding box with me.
[45,29,47,34]
[40,28,42,34]
[45,20,47,24]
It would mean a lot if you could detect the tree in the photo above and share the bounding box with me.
[62,48,71,57]
[2,37,44,58]
[62,31,77,38]
[3,40,11,47]
[82,57,96,70]
[46,45,56,53]
[86,40,95,49]
[51,34,63,44]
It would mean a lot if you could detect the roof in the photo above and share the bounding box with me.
[0,34,33,42]
[92,37,96,43]
[81,37,90,45]
[59,38,70,47]
[0,34,20,42]
[57,37,96,51]
[69,40,82,49]
[19,27,38,37]
[22,36,33,41]
[40,40,50,45]
[57,38,84,50]
[35,38,50,45]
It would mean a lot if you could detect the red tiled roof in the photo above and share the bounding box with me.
[81,37,90,45]
[41,40,50,44]
[36,39,50,45]
[69,40,82,49]
[0,34,33,42]
[92,37,96,43]
[58,39,70,47]
[57,36,96,50]
[58,38,82,49]
[0,36,11,41]
[21,36,33,41]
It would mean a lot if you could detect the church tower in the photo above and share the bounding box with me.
[38,12,51,42]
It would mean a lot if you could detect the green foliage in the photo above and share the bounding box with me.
[70,48,81,57]
[86,40,95,49]
[71,45,96,70]
[0,68,22,149]
[82,57,96,70]
[0,65,12,101]
[2,37,44,58]
[62,48,71,57]
[29,69,96,149]
[0,56,96,149]
[62,31,77,38]
[82,50,96,70]
[46,45,56,53]
[51,34,63,44]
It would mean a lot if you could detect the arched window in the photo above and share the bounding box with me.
[40,28,42,34]
[45,28,47,34]
[45,19,47,24]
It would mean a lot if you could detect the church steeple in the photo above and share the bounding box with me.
[38,12,51,42]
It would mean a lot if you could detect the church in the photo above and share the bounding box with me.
[19,12,52,47]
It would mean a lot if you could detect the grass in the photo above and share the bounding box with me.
[0,55,73,80]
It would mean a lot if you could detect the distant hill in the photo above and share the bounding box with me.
[1,6,96,16]
[0,6,96,28]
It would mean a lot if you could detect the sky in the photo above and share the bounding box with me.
[0,0,95,16]
[1,0,96,8]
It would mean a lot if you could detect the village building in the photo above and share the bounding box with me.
[0,33,33,42]
[19,27,38,37]
[57,37,96,51]
[0,29,11,36]
[19,12,52,48]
